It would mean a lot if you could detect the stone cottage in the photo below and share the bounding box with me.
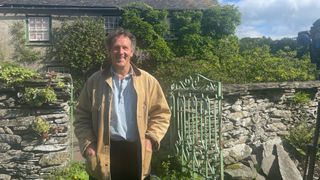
[0,0,217,72]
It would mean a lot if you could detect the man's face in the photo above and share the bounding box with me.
[110,35,134,70]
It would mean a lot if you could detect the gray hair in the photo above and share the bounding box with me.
[105,28,137,52]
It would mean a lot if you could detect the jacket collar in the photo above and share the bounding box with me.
[102,62,141,78]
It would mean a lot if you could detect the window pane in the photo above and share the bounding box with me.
[28,17,50,41]
[104,16,120,33]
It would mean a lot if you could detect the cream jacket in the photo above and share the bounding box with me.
[74,64,171,179]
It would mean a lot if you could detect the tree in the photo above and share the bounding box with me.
[169,10,203,57]
[169,6,240,59]
[239,37,273,53]
[201,5,241,39]
[270,38,298,55]
[121,3,173,71]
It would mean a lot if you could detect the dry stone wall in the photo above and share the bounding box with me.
[222,81,320,179]
[0,74,72,180]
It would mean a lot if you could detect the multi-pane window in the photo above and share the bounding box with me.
[27,16,50,42]
[104,16,120,33]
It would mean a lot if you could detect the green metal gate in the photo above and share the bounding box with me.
[169,74,223,179]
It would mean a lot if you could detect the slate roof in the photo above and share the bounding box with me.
[0,0,217,10]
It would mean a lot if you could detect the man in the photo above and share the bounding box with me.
[74,28,171,180]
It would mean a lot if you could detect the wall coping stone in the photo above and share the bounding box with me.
[223,81,320,95]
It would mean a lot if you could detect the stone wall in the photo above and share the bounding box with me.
[222,81,320,179]
[0,74,72,180]
[0,14,75,72]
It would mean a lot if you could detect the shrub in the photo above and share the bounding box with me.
[0,63,39,86]
[49,17,106,76]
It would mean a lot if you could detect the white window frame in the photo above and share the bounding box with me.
[104,16,120,33]
[27,16,51,42]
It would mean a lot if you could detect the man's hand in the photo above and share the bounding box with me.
[145,138,153,152]
[85,143,96,157]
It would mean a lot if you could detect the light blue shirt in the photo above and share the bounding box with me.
[110,67,138,142]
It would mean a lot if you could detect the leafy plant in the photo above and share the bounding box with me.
[50,161,88,180]
[22,87,57,107]
[10,22,41,62]
[0,63,39,86]
[286,120,314,155]
[152,152,193,179]
[292,91,311,104]
[32,117,50,138]
[46,71,66,88]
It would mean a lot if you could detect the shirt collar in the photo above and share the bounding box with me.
[110,65,134,79]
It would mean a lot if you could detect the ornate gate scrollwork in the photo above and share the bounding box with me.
[169,74,223,179]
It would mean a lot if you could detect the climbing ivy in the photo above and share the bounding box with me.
[10,22,41,62]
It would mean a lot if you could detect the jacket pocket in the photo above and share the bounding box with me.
[85,155,98,177]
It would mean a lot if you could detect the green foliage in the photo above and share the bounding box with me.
[240,37,302,59]
[201,5,241,39]
[286,120,314,156]
[292,92,311,104]
[239,37,273,53]
[49,17,106,76]
[154,57,213,90]
[121,3,173,71]
[236,46,316,83]
[32,116,50,135]
[71,74,86,98]
[170,10,203,57]
[50,161,88,180]
[56,80,65,88]
[10,22,41,62]
[0,63,39,86]
[155,36,317,89]
[122,2,169,43]
[46,71,66,88]
[270,38,298,55]
[169,6,240,58]
[22,87,57,107]
[152,153,193,179]
[171,10,202,37]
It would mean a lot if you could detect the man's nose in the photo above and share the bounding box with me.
[119,47,125,54]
